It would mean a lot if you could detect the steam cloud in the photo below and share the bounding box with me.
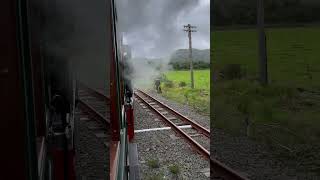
[34,0,111,94]
[117,0,210,58]
[117,0,210,88]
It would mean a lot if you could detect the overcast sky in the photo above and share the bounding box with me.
[117,0,210,58]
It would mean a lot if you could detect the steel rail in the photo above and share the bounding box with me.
[136,89,210,137]
[78,82,110,103]
[78,99,110,126]
[134,90,209,159]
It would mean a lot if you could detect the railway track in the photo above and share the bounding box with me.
[75,83,110,179]
[77,83,110,127]
[134,89,249,180]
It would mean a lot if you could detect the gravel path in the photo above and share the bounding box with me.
[74,109,109,180]
[133,97,210,179]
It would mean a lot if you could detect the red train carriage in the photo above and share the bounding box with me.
[110,0,137,179]
[3,1,54,180]
[1,0,78,179]
[1,0,136,179]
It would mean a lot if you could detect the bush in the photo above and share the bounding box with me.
[178,81,187,87]
[146,173,164,180]
[159,73,168,82]
[221,64,243,80]
[163,80,174,88]
[168,165,180,174]
[184,89,198,106]
[170,61,210,70]
[237,95,251,115]
[147,159,160,168]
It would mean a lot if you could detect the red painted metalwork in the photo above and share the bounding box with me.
[50,149,76,180]
[110,47,120,141]
[68,150,76,180]
[110,1,120,142]
[126,104,134,141]
[51,150,64,180]
[1,1,29,179]
[110,141,120,180]
[109,0,122,178]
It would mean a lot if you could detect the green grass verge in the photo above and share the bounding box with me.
[212,27,320,88]
[161,70,210,115]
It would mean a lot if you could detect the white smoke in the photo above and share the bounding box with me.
[116,0,209,89]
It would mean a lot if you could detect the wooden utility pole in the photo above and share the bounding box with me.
[257,0,268,85]
[184,24,197,89]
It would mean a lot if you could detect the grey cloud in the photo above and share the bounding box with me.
[117,0,209,58]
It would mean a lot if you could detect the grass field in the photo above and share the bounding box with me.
[161,70,210,115]
[212,26,320,173]
[212,27,320,87]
